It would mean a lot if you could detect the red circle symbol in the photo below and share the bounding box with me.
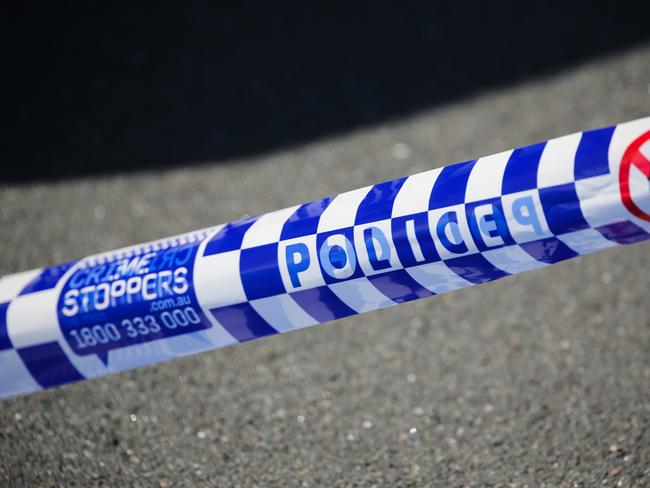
[619,130,650,222]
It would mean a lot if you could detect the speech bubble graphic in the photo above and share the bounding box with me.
[57,242,212,366]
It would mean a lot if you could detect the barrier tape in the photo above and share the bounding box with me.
[1,117,649,399]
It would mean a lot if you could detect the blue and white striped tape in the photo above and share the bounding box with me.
[1,117,649,399]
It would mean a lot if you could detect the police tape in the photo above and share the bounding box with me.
[1,117,649,399]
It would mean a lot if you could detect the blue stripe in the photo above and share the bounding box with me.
[17,342,84,388]
[573,126,615,180]
[355,177,407,225]
[240,243,286,300]
[597,221,650,245]
[19,261,77,296]
[0,302,11,350]
[203,217,257,256]
[520,237,579,264]
[280,197,333,240]
[445,253,510,284]
[392,213,441,267]
[502,142,546,194]
[290,286,357,323]
[367,270,434,303]
[539,183,589,235]
[429,160,476,209]
[210,303,278,342]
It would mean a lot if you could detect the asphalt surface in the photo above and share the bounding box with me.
[1,45,649,487]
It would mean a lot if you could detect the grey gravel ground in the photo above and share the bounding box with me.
[1,45,649,487]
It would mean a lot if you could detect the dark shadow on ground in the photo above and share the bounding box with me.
[3,2,649,183]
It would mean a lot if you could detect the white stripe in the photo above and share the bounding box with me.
[189,225,240,349]
[317,186,372,232]
[406,261,473,295]
[328,278,396,313]
[193,250,246,309]
[557,228,617,254]
[6,290,60,348]
[464,150,512,202]
[392,168,442,217]
[575,175,627,228]
[536,132,581,188]
[250,295,317,331]
[241,205,300,249]
[482,246,547,275]
[0,269,42,303]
